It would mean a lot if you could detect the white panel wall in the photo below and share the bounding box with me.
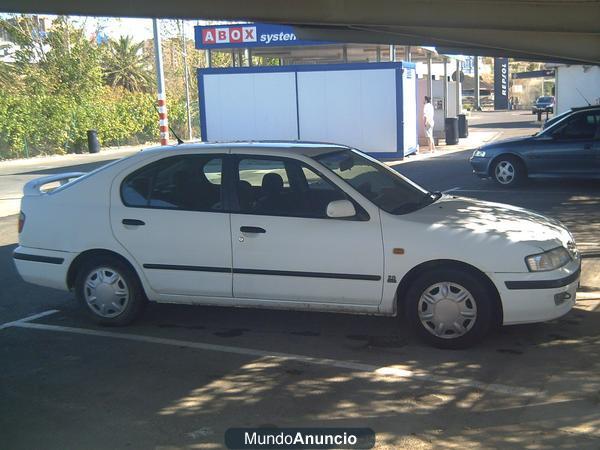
[297,69,398,153]
[555,65,600,114]
[203,72,298,141]
[402,68,417,154]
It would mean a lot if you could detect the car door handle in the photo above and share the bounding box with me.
[240,226,266,234]
[122,219,145,226]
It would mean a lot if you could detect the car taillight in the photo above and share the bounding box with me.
[18,211,25,233]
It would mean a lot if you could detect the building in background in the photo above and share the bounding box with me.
[194,22,465,155]
[552,65,600,114]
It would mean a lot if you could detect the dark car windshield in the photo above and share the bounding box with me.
[536,96,553,103]
[315,149,440,214]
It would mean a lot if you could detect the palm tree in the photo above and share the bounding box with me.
[102,36,153,92]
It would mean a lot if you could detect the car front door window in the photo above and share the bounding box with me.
[236,157,350,219]
[553,113,597,140]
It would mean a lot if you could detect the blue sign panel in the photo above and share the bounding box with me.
[194,23,330,50]
[511,69,555,79]
[494,57,510,110]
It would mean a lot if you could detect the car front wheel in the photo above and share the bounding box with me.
[75,256,146,326]
[492,156,525,187]
[405,269,494,349]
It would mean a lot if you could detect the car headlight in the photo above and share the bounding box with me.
[473,149,486,157]
[525,246,571,272]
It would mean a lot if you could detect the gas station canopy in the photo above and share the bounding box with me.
[2,0,599,64]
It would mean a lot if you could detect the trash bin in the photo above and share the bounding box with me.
[445,118,459,145]
[458,114,469,138]
[87,130,100,154]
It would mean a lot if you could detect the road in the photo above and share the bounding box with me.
[1,111,599,449]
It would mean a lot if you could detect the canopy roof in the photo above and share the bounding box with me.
[3,0,599,64]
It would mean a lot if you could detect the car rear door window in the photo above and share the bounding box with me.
[122,155,224,211]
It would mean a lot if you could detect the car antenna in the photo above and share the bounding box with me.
[575,87,591,106]
[152,103,185,145]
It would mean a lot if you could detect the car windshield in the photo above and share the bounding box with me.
[536,109,573,134]
[537,96,553,103]
[315,148,440,214]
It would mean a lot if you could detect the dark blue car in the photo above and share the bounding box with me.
[470,105,600,186]
[532,95,555,114]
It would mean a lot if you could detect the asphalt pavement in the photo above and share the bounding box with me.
[1,111,599,449]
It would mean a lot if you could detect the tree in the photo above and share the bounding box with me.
[102,35,153,92]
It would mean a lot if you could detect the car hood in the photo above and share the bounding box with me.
[408,195,571,252]
[483,135,534,149]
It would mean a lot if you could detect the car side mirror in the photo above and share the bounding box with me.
[326,199,356,219]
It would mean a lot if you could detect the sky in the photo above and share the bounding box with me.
[73,16,201,41]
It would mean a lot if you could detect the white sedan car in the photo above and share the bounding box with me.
[13,142,580,348]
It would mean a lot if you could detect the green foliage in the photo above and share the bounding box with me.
[101,36,154,92]
[0,16,160,159]
[0,15,204,159]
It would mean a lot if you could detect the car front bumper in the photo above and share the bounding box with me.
[469,156,491,178]
[491,259,580,325]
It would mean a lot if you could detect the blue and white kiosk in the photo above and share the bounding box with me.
[195,23,421,157]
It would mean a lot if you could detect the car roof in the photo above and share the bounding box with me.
[570,105,600,111]
[140,140,351,157]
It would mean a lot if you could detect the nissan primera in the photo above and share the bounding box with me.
[13,143,581,348]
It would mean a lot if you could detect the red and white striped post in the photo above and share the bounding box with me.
[157,93,168,145]
[152,19,169,146]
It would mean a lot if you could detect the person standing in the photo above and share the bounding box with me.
[423,96,436,153]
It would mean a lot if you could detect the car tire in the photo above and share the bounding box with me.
[405,268,494,349]
[75,256,146,326]
[491,156,525,187]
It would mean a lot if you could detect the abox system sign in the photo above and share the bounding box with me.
[194,23,329,49]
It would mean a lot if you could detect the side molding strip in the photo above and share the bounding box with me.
[143,264,381,281]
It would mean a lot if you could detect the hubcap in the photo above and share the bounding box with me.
[495,161,515,184]
[84,267,129,318]
[418,282,477,339]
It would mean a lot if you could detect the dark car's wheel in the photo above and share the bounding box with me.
[75,256,146,326]
[405,269,494,349]
[492,156,525,187]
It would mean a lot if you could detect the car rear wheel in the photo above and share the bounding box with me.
[75,256,146,326]
[492,156,525,187]
[405,269,494,349]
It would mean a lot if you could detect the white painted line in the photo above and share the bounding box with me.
[443,187,461,193]
[448,189,583,194]
[0,309,59,330]
[13,321,541,398]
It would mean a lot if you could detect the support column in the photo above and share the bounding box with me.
[389,44,395,62]
[180,19,192,140]
[443,57,448,117]
[426,51,433,98]
[405,45,411,62]
[246,48,252,67]
[205,49,212,68]
[152,18,168,146]
[342,44,348,63]
[376,46,381,63]
[474,56,480,110]
[456,59,462,115]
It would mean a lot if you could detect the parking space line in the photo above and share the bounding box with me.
[0,309,59,330]
[13,320,542,398]
[447,189,590,194]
